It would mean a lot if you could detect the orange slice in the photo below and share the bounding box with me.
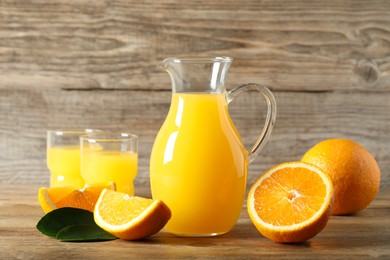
[38,182,116,213]
[247,161,334,243]
[94,189,171,240]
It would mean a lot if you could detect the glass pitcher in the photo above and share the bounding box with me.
[150,57,276,237]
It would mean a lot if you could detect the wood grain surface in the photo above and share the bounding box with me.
[1,184,389,259]
[0,0,389,187]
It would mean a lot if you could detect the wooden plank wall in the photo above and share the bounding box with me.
[0,0,389,189]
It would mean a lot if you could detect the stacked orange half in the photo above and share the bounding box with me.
[38,183,116,213]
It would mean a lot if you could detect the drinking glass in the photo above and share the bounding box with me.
[80,132,138,195]
[47,129,99,189]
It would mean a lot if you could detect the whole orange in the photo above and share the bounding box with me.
[301,138,380,215]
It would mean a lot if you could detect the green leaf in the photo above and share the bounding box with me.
[36,207,117,242]
[56,224,117,242]
[36,207,94,238]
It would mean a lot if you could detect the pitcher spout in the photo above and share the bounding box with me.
[158,57,233,93]
[157,58,174,71]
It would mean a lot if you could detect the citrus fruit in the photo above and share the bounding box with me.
[301,138,381,215]
[38,182,116,213]
[94,189,171,240]
[247,161,334,243]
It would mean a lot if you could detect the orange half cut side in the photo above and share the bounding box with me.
[247,161,334,243]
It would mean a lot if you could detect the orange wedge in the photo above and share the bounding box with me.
[38,182,116,213]
[94,189,171,240]
[247,161,334,243]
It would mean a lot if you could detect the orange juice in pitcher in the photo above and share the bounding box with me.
[150,57,276,236]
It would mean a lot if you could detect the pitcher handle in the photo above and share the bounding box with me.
[227,83,277,164]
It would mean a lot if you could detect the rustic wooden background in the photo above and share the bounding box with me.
[0,0,389,190]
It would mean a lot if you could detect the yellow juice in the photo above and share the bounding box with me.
[47,146,85,189]
[150,93,248,236]
[81,150,138,195]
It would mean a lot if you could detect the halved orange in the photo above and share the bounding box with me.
[38,182,116,213]
[94,189,171,240]
[247,161,334,243]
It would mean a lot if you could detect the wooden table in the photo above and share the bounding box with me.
[1,184,389,259]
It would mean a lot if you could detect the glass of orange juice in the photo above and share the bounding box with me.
[47,129,99,189]
[80,132,138,195]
